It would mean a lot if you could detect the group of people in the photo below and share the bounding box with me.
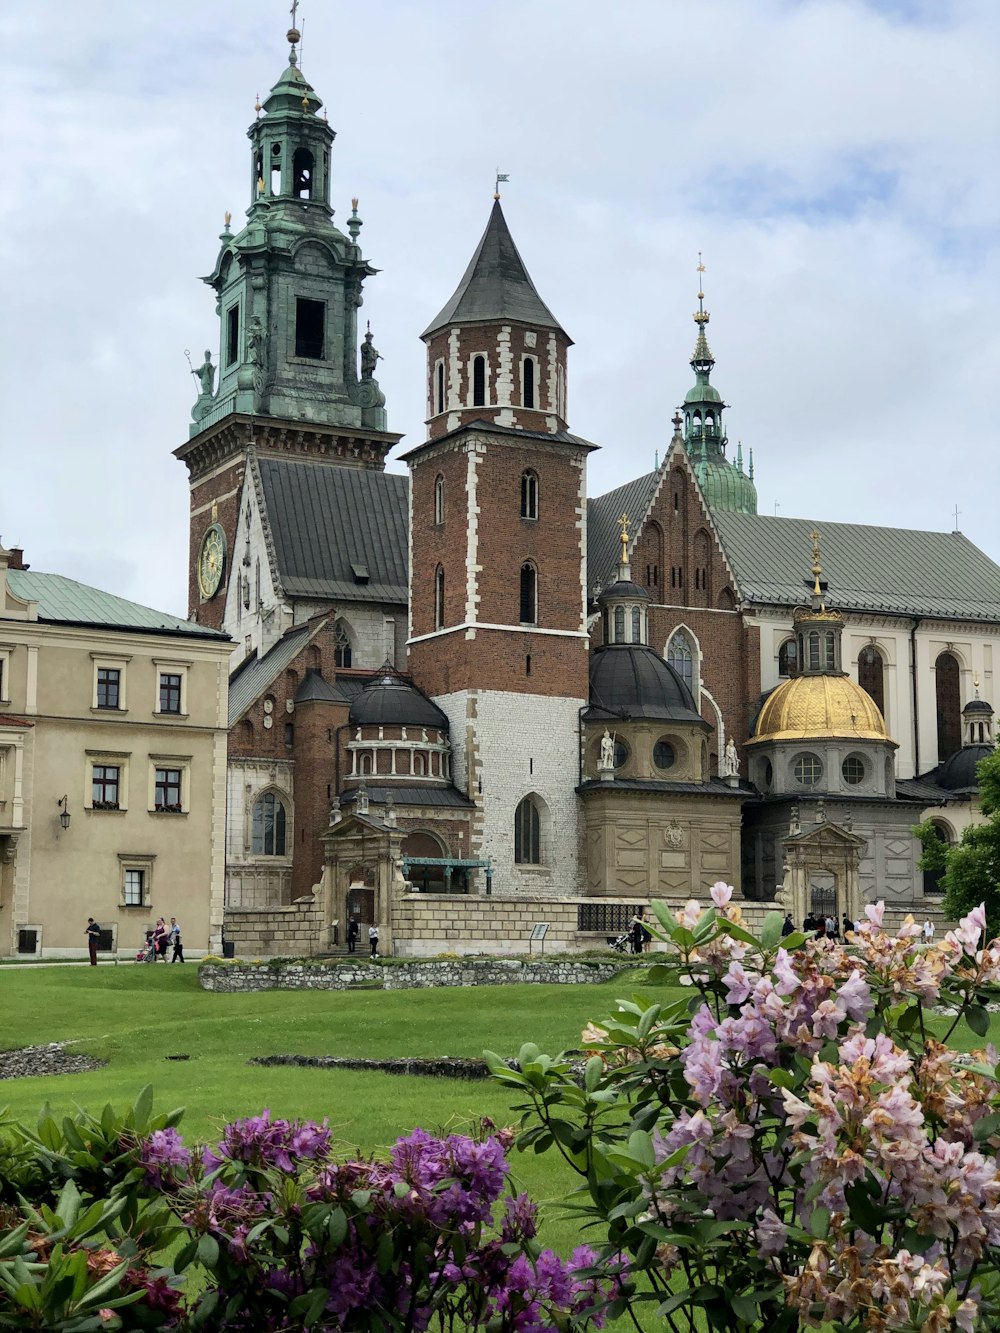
[346,917,380,957]
[84,916,184,964]
[782,911,855,940]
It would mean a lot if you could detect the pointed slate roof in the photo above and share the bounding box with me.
[586,471,660,594]
[422,201,568,339]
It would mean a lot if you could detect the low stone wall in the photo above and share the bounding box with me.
[199,956,634,993]
[224,898,326,957]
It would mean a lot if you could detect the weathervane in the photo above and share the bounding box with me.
[694,252,709,325]
[618,511,631,567]
[494,169,509,201]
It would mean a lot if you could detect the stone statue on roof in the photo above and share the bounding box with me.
[361,327,381,380]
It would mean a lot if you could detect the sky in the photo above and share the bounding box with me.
[2,0,998,618]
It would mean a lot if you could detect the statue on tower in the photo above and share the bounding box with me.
[360,325,382,380]
[248,316,267,409]
[188,349,216,423]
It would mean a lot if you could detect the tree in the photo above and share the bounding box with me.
[916,748,1000,939]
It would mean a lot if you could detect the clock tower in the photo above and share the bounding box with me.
[175,22,401,633]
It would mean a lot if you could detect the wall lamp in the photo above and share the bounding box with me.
[57,795,71,832]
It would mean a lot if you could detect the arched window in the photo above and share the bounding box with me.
[631,606,642,643]
[413,752,426,776]
[519,562,537,624]
[778,638,798,678]
[520,469,538,520]
[667,631,694,690]
[808,632,820,671]
[292,147,314,198]
[936,651,961,760]
[923,820,953,895]
[252,792,287,856]
[436,362,445,415]
[334,620,353,669]
[522,357,535,409]
[858,644,884,716]
[434,474,444,525]
[472,355,486,407]
[514,795,542,865]
[613,606,625,642]
[434,565,445,630]
[269,142,282,195]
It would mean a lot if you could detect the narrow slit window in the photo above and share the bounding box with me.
[523,357,535,408]
[295,298,325,359]
[436,362,445,414]
[434,474,444,525]
[270,142,282,195]
[472,355,486,407]
[226,305,239,366]
[519,563,537,624]
[434,565,445,630]
[520,470,538,519]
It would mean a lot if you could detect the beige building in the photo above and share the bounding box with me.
[0,546,230,958]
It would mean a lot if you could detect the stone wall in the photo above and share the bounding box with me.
[199,955,633,993]
[224,897,327,956]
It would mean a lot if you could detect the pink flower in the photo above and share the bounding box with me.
[710,882,733,909]
[864,902,885,929]
[755,1208,788,1258]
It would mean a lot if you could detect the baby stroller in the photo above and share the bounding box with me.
[136,935,156,963]
[607,933,631,954]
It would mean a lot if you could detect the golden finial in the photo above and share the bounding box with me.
[693,251,710,325]
[810,529,826,606]
[224,210,232,229]
[254,92,262,117]
[975,672,981,695]
[302,93,310,110]
[351,196,359,211]
[257,177,265,195]
[618,511,631,566]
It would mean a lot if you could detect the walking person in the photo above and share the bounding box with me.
[368,922,379,958]
[169,917,184,963]
[842,912,854,937]
[85,917,101,966]
[347,917,359,954]
[923,919,935,944]
[152,917,169,961]
[629,915,643,955]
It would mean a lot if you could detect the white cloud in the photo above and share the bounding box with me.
[1,0,997,614]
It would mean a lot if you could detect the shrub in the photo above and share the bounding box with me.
[489,885,1000,1331]
[0,1096,627,1330]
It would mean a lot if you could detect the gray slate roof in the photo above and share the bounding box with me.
[711,513,1000,622]
[228,622,318,726]
[5,570,227,640]
[422,201,566,339]
[345,785,475,809]
[587,471,660,593]
[258,458,408,605]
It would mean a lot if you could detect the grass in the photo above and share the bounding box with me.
[0,963,663,1257]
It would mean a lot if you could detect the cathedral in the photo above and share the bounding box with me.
[175,27,1000,956]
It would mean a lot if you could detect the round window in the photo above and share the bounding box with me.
[760,758,773,790]
[793,753,822,786]
[842,755,865,785]
[613,740,629,769]
[653,739,676,771]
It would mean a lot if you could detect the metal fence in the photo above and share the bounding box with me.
[576,902,643,934]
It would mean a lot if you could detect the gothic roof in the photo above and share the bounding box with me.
[422,201,567,339]
[258,458,408,604]
[586,471,661,594]
[295,669,347,704]
[4,570,228,640]
[711,513,1000,621]
[228,621,322,726]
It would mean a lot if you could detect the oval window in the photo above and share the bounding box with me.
[842,755,865,786]
[653,739,675,771]
[613,740,629,769]
[760,758,773,790]
[793,753,822,786]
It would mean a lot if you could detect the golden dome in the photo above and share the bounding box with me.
[750,674,890,744]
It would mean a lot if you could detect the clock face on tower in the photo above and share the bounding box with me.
[198,523,226,600]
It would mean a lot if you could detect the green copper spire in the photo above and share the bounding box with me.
[189,20,388,436]
[681,257,757,515]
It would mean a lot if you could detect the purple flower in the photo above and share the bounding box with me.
[139,1127,190,1188]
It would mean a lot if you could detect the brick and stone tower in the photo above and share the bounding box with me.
[404,198,591,897]
[174,23,399,632]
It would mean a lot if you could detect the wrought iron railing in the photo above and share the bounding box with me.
[577,902,643,934]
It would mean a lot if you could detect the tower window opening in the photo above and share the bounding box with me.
[525,654,532,676]
[520,469,538,520]
[646,563,658,587]
[808,631,820,671]
[667,631,694,690]
[614,606,625,642]
[778,638,799,678]
[519,562,537,624]
[825,632,836,671]
[472,355,486,407]
[254,149,263,193]
[436,362,445,414]
[434,565,445,630]
[270,141,282,195]
[295,298,325,359]
[292,147,314,199]
[334,619,352,669]
[673,492,679,512]
[226,305,240,367]
[523,357,535,408]
[631,606,642,643]
[434,474,444,525]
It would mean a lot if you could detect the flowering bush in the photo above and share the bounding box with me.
[0,1096,627,1331]
[488,886,1000,1332]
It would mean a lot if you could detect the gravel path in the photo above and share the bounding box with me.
[0,1042,106,1080]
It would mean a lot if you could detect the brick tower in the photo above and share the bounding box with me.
[174,23,400,634]
[404,197,592,896]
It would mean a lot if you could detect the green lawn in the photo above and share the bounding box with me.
[0,964,656,1256]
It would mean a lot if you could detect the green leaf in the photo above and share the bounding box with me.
[974,1111,1000,1142]
[760,911,784,949]
[327,1207,348,1245]
[132,1084,154,1132]
[197,1233,220,1268]
[731,1292,759,1322]
[584,1055,603,1092]
[767,1068,796,1089]
[967,1005,990,1037]
[650,900,678,933]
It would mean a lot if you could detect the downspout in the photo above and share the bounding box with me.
[910,617,921,776]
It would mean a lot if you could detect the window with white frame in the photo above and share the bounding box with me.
[86,750,130,811]
[118,854,155,907]
[154,661,189,716]
[149,757,190,813]
[0,646,10,704]
[92,654,131,711]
